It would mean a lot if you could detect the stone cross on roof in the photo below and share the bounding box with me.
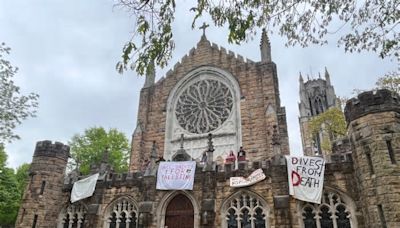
[199,22,209,36]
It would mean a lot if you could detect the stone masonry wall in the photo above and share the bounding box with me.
[16,141,70,228]
[60,156,359,228]
[129,36,289,171]
[346,90,400,228]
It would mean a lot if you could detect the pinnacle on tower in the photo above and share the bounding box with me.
[324,67,331,85]
[204,133,214,170]
[260,29,271,62]
[207,133,215,153]
[172,134,191,161]
[143,60,155,88]
[150,141,157,160]
[299,72,305,92]
[299,72,304,82]
[101,147,110,163]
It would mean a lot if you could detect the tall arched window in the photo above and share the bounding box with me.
[313,97,325,115]
[57,203,87,228]
[104,197,138,228]
[222,191,269,228]
[300,191,355,228]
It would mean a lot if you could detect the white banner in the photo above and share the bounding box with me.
[286,156,325,204]
[70,173,99,203]
[230,168,266,188]
[156,161,196,190]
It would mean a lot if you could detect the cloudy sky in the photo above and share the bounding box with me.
[1,0,397,168]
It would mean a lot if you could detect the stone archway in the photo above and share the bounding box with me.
[165,194,194,228]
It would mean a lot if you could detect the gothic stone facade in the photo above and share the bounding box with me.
[16,34,400,228]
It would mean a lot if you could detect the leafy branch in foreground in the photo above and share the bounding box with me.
[116,0,400,75]
[0,43,39,143]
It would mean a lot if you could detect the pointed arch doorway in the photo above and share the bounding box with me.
[165,194,194,228]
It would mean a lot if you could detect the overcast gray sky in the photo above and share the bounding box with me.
[1,0,397,168]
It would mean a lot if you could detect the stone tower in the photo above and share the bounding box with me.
[298,68,339,155]
[345,89,400,227]
[16,141,70,228]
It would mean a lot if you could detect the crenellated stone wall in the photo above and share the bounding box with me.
[16,141,70,228]
[57,154,359,228]
[345,89,400,228]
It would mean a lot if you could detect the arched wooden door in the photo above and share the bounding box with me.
[165,194,194,228]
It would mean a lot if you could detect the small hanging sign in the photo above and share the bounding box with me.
[230,168,266,188]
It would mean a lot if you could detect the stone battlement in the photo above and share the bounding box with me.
[63,154,352,190]
[331,137,352,155]
[344,89,400,125]
[34,140,70,161]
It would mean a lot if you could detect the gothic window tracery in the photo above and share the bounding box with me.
[223,192,268,228]
[313,97,325,115]
[175,79,233,134]
[301,191,353,228]
[58,203,87,228]
[105,198,138,228]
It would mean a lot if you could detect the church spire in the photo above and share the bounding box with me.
[260,29,271,62]
[325,67,331,85]
[143,61,155,88]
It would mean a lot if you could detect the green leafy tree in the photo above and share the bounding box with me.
[0,146,20,227]
[0,43,39,143]
[115,0,399,75]
[15,163,30,198]
[376,71,400,94]
[308,107,347,153]
[69,127,130,175]
[0,145,6,168]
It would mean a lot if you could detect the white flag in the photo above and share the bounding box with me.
[286,156,325,204]
[156,161,196,190]
[71,173,99,203]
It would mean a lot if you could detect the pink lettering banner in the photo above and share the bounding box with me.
[156,161,196,190]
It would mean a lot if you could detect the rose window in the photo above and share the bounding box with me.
[175,79,233,134]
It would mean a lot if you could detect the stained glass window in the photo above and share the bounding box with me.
[301,191,353,228]
[106,198,138,228]
[175,79,233,134]
[224,192,268,228]
[336,205,351,228]
[303,206,316,228]
[58,203,86,228]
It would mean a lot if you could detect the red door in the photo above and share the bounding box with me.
[165,194,194,228]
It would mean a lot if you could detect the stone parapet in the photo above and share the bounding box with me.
[344,89,400,125]
[64,155,353,191]
[331,137,351,154]
[33,140,70,161]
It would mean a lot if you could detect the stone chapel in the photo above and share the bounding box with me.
[16,31,400,228]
